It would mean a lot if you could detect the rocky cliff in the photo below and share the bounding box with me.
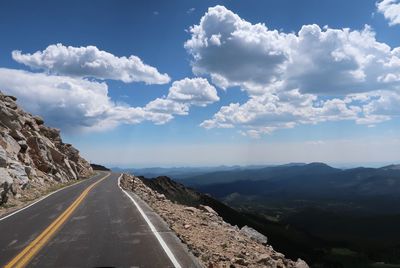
[0,91,92,208]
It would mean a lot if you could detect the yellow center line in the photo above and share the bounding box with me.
[5,172,111,268]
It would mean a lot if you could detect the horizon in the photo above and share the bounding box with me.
[107,161,399,170]
[1,0,399,166]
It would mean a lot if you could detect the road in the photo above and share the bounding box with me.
[0,172,199,268]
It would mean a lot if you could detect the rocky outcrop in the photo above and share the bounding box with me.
[0,91,92,208]
[121,174,308,268]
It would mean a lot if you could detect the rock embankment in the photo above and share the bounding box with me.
[0,91,92,211]
[121,173,308,268]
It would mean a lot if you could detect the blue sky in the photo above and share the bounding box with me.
[0,0,399,167]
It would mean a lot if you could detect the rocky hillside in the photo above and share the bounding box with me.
[0,91,92,209]
[121,174,308,268]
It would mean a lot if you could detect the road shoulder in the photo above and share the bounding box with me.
[123,189,202,268]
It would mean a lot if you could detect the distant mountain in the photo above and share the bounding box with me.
[112,165,271,180]
[381,164,400,170]
[180,162,340,186]
[90,164,110,171]
[190,163,400,202]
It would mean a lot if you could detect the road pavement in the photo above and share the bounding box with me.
[0,172,199,268]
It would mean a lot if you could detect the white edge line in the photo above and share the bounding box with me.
[118,174,182,268]
[0,171,102,222]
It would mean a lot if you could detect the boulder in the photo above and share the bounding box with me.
[184,207,198,213]
[0,106,21,130]
[0,168,13,205]
[10,129,25,141]
[5,95,17,101]
[295,259,309,268]
[0,167,13,185]
[5,100,17,110]
[4,133,21,156]
[199,205,218,215]
[49,146,65,165]
[240,226,268,245]
[33,115,44,125]
[39,126,61,143]
[18,140,28,153]
[64,159,77,180]
[8,161,29,185]
[25,165,37,179]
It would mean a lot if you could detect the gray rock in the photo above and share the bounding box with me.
[5,95,17,101]
[18,140,28,153]
[0,167,14,204]
[240,225,268,245]
[33,115,44,125]
[156,193,166,200]
[8,161,29,185]
[4,133,21,156]
[25,165,37,179]
[0,146,7,167]
[64,159,77,180]
[256,253,272,265]
[10,129,25,141]
[5,100,17,110]
[199,205,218,215]
[295,259,309,268]
[184,206,198,213]
[0,167,13,185]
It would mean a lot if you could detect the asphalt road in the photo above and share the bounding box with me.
[0,172,199,268]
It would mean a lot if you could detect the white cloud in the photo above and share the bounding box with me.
[185,6,400,96]
[188,6,400,137]
[187,7,196,14]
[167,77,219,106]
[0,68,218,132]
[201,89,362,137]
[377,0,400,26]
[12,44,171,84]
[145,98,189,115]
[0,68,162,132]
[200,86,397,138]
[145,77,219,115]
[185,5,290,94]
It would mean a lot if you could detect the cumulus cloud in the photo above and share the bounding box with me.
[0,68,218,132]
[377,0,400,26]
[145,77,218,114]
[1,43,220,132]
[185,5,400,96]
[12,44,171,84]
[0,68,166,132]
[190,6,400,137]
[167,77,219,106]
[201,90,360,137]
[145,98,189,115]
[185,6,290,93]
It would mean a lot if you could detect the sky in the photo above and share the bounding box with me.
[0,0,399,167]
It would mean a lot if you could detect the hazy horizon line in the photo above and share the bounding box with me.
[99,161,399,170]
